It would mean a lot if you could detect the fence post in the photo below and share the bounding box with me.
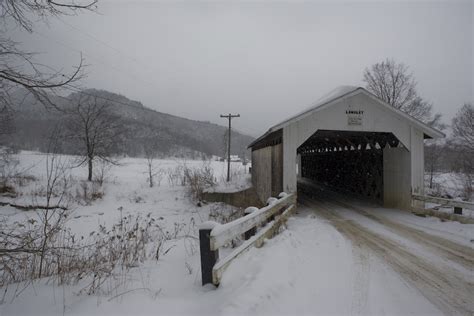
[266,197,279,223]
[244,207,258,240]
[454,206,463,215]
[199,222,219,286]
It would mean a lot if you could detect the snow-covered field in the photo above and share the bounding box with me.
[0,151,249,237]
[1,152,473,315]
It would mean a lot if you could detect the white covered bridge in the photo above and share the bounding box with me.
[249,86,445,209]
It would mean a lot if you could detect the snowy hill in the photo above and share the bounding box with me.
[7,89,254,158]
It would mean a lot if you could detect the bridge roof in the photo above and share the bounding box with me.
[249,86,445,149]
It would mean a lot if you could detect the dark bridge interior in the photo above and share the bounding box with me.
[297,130,400,203]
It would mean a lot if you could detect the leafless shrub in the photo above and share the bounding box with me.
[184,261,193,275]
[11,174,37,188]
[145,164,165,188]
[75,181,103,205]
[451,103,473,200]
[208,203,244,224]
[93,159,113,187]
[153,169,165,187]
[165,161,217,199]
[426,181,443,198]
[143,136,165,188]
[129,191,145,204]
[166,165,185,187]
[0,147,19,194]
[184,163,216,200]
[425,141,445,189]
[0,135,72,285]
[461,175,473,200]
[76,212,163,295]
[0,211,166,296]
[218,165,247,184]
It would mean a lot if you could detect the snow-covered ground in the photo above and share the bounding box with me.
[0,152,248,315]
[0,208,448,316]
[425,172,473,201]
[1,152,473,315]
[424,172,474,218]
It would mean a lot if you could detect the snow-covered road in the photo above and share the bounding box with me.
[216,185,474,315]
[298,189,474,315]
[217,205,442,315]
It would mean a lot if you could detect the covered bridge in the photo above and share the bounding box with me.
[248,86,444,209]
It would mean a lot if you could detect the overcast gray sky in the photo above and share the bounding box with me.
[12,0,473,137]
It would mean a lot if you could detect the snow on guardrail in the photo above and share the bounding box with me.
[199,192,297,286]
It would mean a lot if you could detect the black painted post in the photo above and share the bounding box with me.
[454,206,463,215]
[199,226,219,286]
[244,226,256,240]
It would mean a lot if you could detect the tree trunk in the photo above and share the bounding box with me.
[149,167,153,188]
[429,166,434,189]
[38,210,49,278]
[88,157,93,181]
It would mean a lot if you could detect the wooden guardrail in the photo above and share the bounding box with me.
[412,194,474,214]
[199,192,297,286]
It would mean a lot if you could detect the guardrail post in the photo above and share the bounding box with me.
[454,206,463,215]
[244,207,258,240]
[266,197,279,223]
[199,222,219,286]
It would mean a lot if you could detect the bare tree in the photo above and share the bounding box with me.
[0,0,97,109]
[425,141,444,189]
[0,126,70,283]
[143,136,163,188]
[65,93,122,181]
[452,103,474,151]
[451,103,474,199]
[0,106,17,193]
[363,58,441,125]
[0,105,14,137]
[37,126,70,277]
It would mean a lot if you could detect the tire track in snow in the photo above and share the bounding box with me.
[350,244,370,316]
[302,196,474,316]
[328,198,474,271]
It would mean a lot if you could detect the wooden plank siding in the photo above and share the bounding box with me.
[252,143,283,204]
[271,143,283,197]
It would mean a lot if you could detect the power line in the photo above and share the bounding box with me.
[57,17,142,65]
[56,17,159,76]
[35,31,159,90]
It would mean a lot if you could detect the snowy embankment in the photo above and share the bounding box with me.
[425,172,472,200]
[425,172,474,218]
[424,172,474,218]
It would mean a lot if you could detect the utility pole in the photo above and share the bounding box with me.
[220,113,240,182]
